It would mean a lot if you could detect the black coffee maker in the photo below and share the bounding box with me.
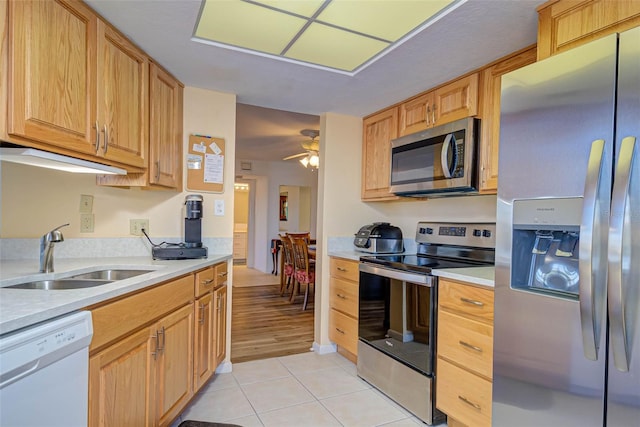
[152,194,208,260]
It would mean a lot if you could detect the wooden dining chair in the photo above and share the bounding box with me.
[279,234,295,297]
[290,236,314,310]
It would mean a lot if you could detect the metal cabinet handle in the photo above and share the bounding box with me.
[336,267,347,272]
[579,139,608,361]
[458,395,481,410]
[102,124,109,154]
[460,297,484,307]
[157,327,165,353]
[608,136,636,371]
[201,278,214,287]
[426,105,431,125]
[336,293,347,299]
[432,103,436,123]
[93,121,100,154]
[218,271,228,277]
[155,161,160,182]
[459,340,482,352]
[335,328,345,334]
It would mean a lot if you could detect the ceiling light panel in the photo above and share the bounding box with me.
[250,0,325,18]
[317,0,454,41]
[195,0,307,54]
[285,22,388,71]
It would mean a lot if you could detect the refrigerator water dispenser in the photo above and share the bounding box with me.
[511,198,582,298]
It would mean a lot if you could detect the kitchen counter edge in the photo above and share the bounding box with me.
[0,254,232,335]
[432,266,495,288]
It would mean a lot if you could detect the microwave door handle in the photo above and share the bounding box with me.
[441,133,457,178]
[608,136,637,372]
[579,139,608,361]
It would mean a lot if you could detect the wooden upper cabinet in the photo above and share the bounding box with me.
[478,47,537,193]
[398,92,433,137]
[433,73,478,126]
[537,0,640,60]
[149,63,183,189]
[97,21,148,170]
[398,74,479,137]
[8,0,97,153]
[361,107,400,201]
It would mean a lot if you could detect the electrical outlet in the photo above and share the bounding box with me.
[130,219,149,236]
[214,200,224,216]
[80,213,94,233]
[79,194,93,214]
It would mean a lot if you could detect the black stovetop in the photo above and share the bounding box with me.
[359,253,488,274]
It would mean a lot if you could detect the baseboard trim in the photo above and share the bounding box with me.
[313,341,337,354]
[215,361,233,373]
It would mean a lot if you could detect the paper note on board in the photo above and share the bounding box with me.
[209,142,222,155]
[192,143,207,154]
[187,154,202,170]
[204,153,224,183]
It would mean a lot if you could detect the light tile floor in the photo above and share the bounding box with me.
[174,351,437,427]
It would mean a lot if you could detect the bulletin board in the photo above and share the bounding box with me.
[186,134,225,193]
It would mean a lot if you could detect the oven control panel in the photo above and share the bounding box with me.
[416,222,496,248]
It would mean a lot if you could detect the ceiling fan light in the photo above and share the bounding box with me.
[300,157,310,167]
[309,153,319,168]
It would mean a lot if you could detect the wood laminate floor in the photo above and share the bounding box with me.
[231,282,314,363]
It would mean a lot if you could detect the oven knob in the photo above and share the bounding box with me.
[482,229,492,238]
[473,229,481,237]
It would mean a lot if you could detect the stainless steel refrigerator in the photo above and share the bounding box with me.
[493,27,639,426]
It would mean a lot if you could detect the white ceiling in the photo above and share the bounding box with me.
[85,0,542,162]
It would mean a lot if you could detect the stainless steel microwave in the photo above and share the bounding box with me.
[389,117,480,197]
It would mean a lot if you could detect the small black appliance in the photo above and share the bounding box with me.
[152,195,208,260]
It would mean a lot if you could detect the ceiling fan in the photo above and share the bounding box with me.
[283,129,320,168]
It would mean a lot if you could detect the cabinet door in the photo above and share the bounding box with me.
[89,326,156,427]
[149,63,183,189]
[398,92,434,136]
[214,285,228,367]
[155,304,194,426]
[8,0,97,152]
[478,47,536,193]
[433,73,478,126]
[97,20,148,169]
[361,107,399,201]
[194,293,214,392]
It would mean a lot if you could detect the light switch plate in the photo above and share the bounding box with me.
[79,194,93,213]
[214,200,224,216]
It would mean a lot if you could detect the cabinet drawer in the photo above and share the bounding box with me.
[439,280,494,321]
[330,258,359,282]
[215,262,228,287]
[330,277,359,318]
[195,266,215,297]
[90,275,194,352]
[437,358,492,427]
[329,309,358,355]
[438,311,493,379]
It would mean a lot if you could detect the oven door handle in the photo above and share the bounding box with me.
[359,263,434,286]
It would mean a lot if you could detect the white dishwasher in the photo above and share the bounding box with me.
[0,311,93,427]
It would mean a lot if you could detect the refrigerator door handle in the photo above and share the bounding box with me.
[608,136,637,372]
[579,139,608,361]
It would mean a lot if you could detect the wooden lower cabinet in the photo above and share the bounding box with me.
[328,257,359,360]
[89,302,193,427]
[194,292,214,391]
[213,285,228,367]
[436,278,494,427]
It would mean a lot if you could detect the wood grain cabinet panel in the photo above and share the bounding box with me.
[398,92,433,136]
[478,47,537,193]
[537,0,640,60]
[194,292,214,391]
[214,284,228,367]
[436,279,494,427]
[361,107,400,201]
[433,73,479,126]
[329,257,359,359]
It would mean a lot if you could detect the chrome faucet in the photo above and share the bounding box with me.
[40,223,69,273]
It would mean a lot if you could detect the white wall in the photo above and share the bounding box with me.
[235,159,318,273]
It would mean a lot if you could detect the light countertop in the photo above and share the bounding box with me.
[432,266,495,287]
[0,254,231,335]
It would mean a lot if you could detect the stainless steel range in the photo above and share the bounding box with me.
[357,221,496,425]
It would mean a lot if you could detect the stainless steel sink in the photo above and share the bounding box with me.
[7,279,114,290]
[69,269,153,281]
